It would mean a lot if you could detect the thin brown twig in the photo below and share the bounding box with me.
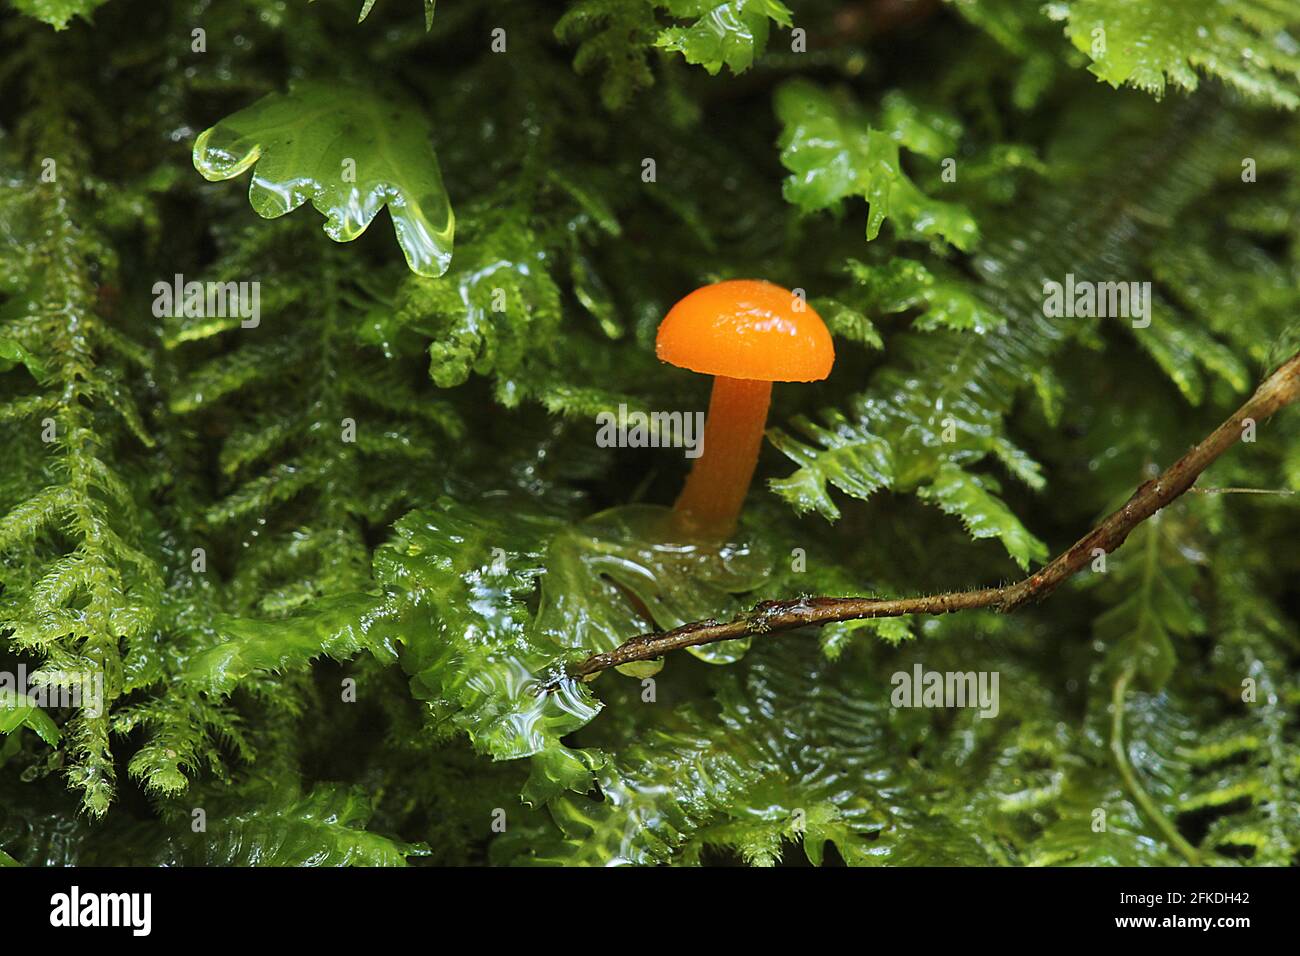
[1189,486,1296,495]
[570,351,1300,680]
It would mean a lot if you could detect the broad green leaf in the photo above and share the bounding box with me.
[377,501,602,760]
[656,0,792,75]
[193,82,455,277]
[10,0,108,29]
[535,504,773,671]
[775,81,978,249]
[522,746,606,808]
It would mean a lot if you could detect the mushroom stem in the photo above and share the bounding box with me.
[673,376,772,538]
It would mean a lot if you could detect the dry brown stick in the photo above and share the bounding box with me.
[571,351,1300,680]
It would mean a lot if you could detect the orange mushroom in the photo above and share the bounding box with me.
[657,279,834,538]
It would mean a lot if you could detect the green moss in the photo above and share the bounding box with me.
[0,0,1297,866]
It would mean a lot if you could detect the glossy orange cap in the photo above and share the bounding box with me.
[656,279,834,382]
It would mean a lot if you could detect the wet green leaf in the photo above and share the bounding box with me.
[377,501,602,760]
[11,0,108,29]
[535,504,773,671]
[193,82,455,276]
[656,0,792,75]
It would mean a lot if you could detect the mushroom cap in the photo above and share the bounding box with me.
[656,279,834,382]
